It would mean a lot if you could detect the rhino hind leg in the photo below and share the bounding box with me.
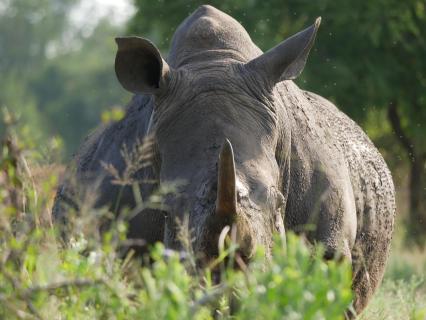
[351,180,395,314]
[319,225,392,319]
[351,158,395,315]
[307,168,394,316]
[351,231,391,315]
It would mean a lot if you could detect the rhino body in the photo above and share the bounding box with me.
[53,5,395,314]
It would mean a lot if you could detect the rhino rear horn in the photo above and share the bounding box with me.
[246,17,321,84]
[216,139,237,217]
[115,37,171,94]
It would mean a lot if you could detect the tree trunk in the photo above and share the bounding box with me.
[408,156,425,242]
[388,101,426,245]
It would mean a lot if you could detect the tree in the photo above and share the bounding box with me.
[0,0,75,75]
[0,0,129,158]
[129,0,426,243]
[30,19,130,155]
[0,0,76,142]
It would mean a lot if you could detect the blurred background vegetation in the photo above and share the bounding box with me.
[0,1,425,318]
[1,0,424,244]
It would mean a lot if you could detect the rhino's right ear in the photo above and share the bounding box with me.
[115,37,171,94]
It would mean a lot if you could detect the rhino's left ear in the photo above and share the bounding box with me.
[115,37,171,95]
[246,17,321,85]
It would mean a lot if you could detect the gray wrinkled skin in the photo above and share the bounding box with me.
[53,5,395,314]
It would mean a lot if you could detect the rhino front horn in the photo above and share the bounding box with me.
[216,139,237,217]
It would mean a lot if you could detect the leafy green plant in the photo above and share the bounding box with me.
[236,235,352,320]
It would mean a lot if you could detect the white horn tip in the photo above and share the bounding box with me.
[315,17,322,28]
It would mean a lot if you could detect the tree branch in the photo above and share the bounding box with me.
[387,102,415,160]
[20,279,105,298]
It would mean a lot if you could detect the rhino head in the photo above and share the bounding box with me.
[114,5,320,262]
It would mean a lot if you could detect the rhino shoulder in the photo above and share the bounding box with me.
[54,94,154,215]
[303,90,395,225]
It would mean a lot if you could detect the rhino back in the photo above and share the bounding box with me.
[79,95,152,172]
[53,94,155,217]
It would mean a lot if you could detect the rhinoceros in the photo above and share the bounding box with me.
[53,5,395,314]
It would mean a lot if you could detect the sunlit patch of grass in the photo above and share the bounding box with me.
[360,277,426,320]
